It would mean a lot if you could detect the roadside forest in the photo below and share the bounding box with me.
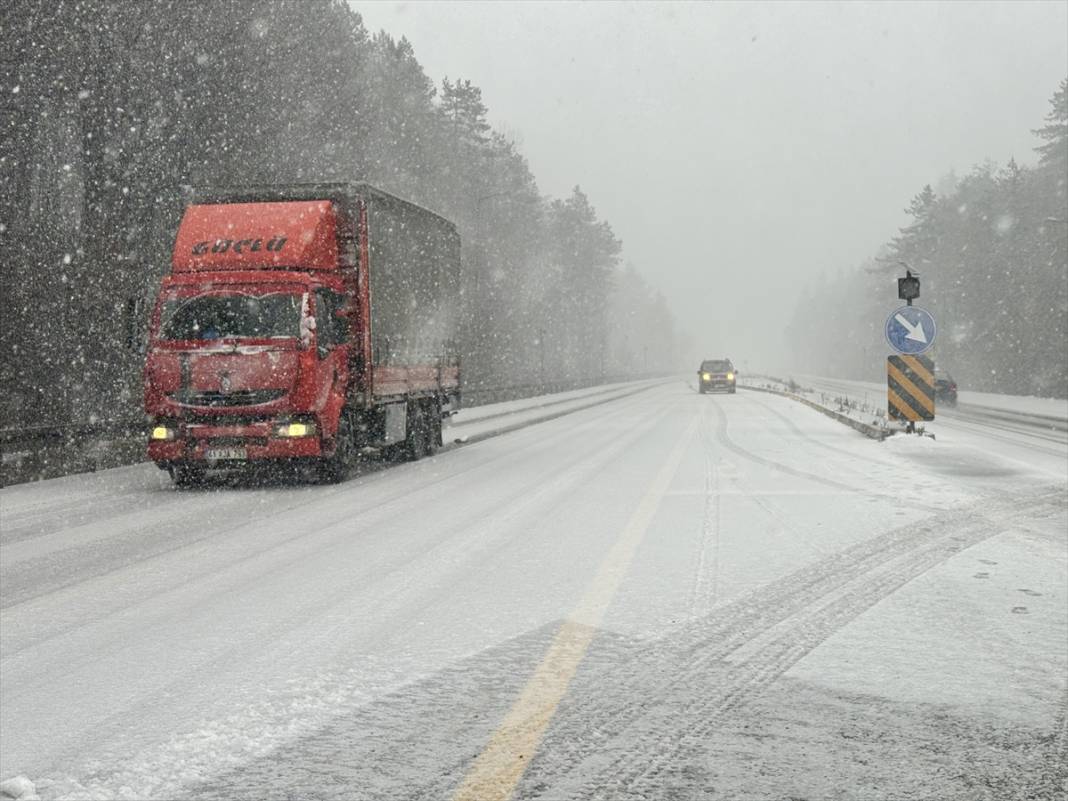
[1,0,684,437]
[788,79,1068,398]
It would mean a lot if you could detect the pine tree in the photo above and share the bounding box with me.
[1033,78,1067,167]
[439,78,491,149]
[890,184,939,265]
[362,32,438,198]
[545,187,622,378]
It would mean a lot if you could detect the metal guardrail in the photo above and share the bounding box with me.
[775,373,1068,445]
[0,422,146,445]
[949,402,1068,434]
[0,421,147,488]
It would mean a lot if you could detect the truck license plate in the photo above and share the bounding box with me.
[205,447,247,461]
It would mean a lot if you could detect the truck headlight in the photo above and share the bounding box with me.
[727,372,735,381]
[151,425,176,441]
[702,373,711,380]
[274,420,316,438]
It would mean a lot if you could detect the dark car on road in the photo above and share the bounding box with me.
[935,370,958,406]
[698,359,736,394]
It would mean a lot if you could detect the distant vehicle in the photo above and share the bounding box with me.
[935,370,958,406]
[144,183,462,485]
[698,358,736,394]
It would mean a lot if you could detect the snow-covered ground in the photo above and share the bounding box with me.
[1,379,1064,800]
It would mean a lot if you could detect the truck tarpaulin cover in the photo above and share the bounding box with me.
[172,200,339,272]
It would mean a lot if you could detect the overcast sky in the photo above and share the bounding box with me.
[352,0,1067,372]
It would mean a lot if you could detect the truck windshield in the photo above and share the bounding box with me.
[158,292,301,341]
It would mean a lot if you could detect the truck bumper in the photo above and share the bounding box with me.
[148,422,323,466]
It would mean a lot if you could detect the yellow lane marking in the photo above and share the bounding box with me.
[451,414,699,801]
[887,362,934,414]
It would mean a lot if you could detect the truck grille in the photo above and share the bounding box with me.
[204,436,269,447]
[169,389,285,407]
[182,413,263,425]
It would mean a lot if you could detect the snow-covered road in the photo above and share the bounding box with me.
[1,381,1065,800]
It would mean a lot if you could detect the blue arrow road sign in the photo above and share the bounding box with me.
[885,305,936,355]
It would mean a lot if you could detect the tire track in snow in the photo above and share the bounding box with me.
[1,393,682,799]
[746,391,896,465]
[688,402,721,618]
[0,382,667,550]
[507,487,1065,800]
[709,397,943,511]
[935,413,1068,458]
[710,398,870,494]
[176,626,646,801]
[2,387,663,614]
[2,389,666,666]
[0,480,172,543]
[4,397,670,701]
[581,516,1024,798]
[1027,684,1068,800]
[707,395,835,561]
[23,402,677,801]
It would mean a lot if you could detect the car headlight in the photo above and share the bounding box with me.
[702,373,711,380]
[151,425,176,441]
[274,420,317,438]
[727,372,734,381]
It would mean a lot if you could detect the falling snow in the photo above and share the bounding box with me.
[0,4,1066,800]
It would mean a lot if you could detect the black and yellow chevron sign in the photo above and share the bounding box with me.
[887,355,935,421]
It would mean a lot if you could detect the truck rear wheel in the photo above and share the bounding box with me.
[403,402,434,461]
[428,411,442,455]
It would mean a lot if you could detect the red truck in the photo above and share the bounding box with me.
[144,183,461,485]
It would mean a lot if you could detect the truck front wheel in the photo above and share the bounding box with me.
[318,414,356,483]
[171,463,205,488]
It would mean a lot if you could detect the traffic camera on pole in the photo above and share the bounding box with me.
[898,269,920,306]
